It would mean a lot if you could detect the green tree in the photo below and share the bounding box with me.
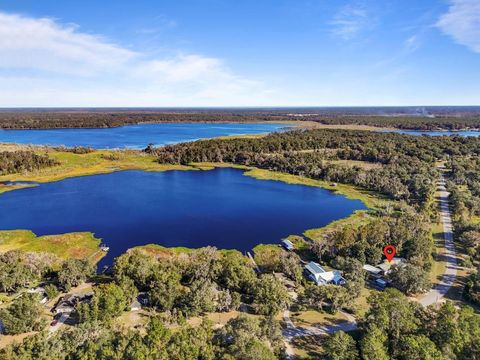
[78,283,128,323]
[57,258,95,291]
[251,274,290,316]
[388,263,431,295]
[398,335,442,360]
[44,284,59,300]
[365,288,419,356]
[360,326,389,360]
[0,293,46,335]
[323,331,359,360]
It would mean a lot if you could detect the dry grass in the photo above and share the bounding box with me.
[0,230,103,262]
[0,332,37,349]
[290,310,349,329]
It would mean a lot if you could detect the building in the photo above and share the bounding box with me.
[363,264,383,277]
[130,299,142,311]
[304,261,346,286]
[281,239,294,251]
[53,293,93,315]
[377,257,405,275]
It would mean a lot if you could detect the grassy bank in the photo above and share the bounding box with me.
[0,230,104,263]
[0,147,193,194]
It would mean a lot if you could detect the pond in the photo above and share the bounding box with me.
[0,122,287,149]
[0,168,366,267]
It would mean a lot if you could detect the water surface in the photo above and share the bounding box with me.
[0,123,286,149]
[0,168,366,267]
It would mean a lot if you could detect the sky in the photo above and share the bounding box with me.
[0,0,479,107]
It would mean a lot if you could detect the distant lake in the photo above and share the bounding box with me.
[0,123,287,149]
[387,129,480,137]
[0,168,366,267]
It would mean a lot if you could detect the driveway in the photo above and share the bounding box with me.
[48,313,69,333]
[283,309,357,359]
[419,175,458,306]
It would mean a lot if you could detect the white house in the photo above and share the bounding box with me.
[304,261,346,286]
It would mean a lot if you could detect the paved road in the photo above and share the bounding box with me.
[419,175,458,306]
[283,174,456,357]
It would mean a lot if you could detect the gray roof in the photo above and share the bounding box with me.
[305,262,325,275]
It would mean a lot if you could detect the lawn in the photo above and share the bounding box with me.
[290,310,349,329]
[0,230,103,262]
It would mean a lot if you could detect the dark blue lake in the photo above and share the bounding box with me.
[0,123,286,149]
[0,168,366,267]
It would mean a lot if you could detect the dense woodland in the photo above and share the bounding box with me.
[446,156,480,305]
[153,129,480,208]
[1,110,480,130]
[325,289,480,360]
[1,128,480,358]
[0,151,58,175]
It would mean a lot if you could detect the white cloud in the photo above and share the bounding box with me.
[0,11,270,106]
[436,0,480,53]
[330,4,370,40]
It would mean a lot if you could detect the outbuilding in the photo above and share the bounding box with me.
[281,239,295,251]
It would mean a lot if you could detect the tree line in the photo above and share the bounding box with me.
[1,110,480,130]
[0,151,58,175]
[153,129,480,208]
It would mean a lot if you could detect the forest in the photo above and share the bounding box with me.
[1,129,480,359]
[1,110,480,130]
[153,129,480,208]
[0,151,58,175]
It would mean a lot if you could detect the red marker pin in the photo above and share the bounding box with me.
[383,245,396,262]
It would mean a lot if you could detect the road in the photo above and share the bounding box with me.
[283,174,458,357]
[419,175,458,306]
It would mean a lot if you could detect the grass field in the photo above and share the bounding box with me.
[0,230,103,262]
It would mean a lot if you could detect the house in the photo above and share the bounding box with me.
[281,239,294,251]
[52,293,93,315]
[377,257,405,275]
[363,264,383,278]
[304,261,346,286]
[130,299,142,311]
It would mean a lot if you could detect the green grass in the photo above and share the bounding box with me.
[0,148,193,193]
[304,211,371,241]
[429,222,448,286]
[0,230,103,262]
[129,243,196,257]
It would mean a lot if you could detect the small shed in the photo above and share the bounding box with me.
[130,299,142,311]
[281,239,295,251]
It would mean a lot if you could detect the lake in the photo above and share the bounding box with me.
[0,168,366,267]
[0,123,287,149]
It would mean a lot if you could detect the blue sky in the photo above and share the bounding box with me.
[0,0,479,107]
